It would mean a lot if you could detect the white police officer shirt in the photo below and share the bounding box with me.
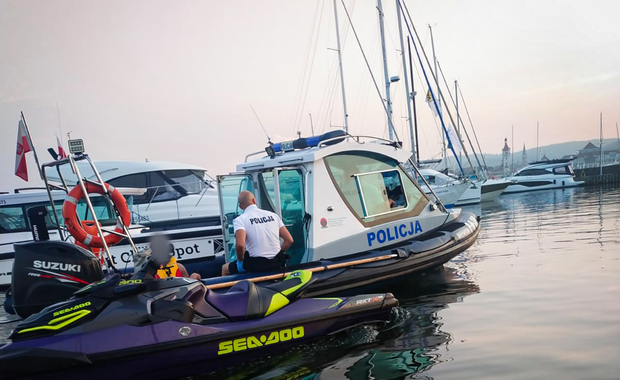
[233,204,284,259]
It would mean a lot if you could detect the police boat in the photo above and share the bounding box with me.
[203,130,481,295]
[0,254,397,380]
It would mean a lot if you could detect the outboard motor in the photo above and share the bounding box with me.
[11,241,104,318]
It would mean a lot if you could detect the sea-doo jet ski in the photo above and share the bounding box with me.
[0,254,397,380]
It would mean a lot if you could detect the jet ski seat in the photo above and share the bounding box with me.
[205,270,313,321]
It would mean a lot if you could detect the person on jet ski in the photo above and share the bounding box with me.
[221,190,294,276]
[149,234,201,280]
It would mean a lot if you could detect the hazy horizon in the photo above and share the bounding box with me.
[1,0,619,192]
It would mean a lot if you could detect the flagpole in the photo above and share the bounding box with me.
[56,103,65,149]
[20,111,44,180]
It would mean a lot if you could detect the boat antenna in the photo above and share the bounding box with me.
[309,113,315,135]
[250,104,271,142]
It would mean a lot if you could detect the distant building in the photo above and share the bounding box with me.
[502,138,511,177]
[521,144,528,167]
[540,154,549,162]
[573,141,620,169]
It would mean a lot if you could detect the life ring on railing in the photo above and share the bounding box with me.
[62,182,130,248]
[74,220,104,265]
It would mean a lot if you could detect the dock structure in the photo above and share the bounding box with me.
[574,164,620,185]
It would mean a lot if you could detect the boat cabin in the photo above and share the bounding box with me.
[217,132,459,266]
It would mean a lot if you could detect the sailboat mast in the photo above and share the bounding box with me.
[536,121,539,161]
[428,25,446,170]
[332,0,349,134]
[600,112,603,176]
[407,36,420,164]
[396,0,415,162]
[455,80,461,168]
[511,124,514,174]
[377,0,395,140]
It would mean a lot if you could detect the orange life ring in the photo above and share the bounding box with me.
[74,220,104,264]
[62,182,131,248]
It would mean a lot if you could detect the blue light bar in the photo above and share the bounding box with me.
[270,130,346,154]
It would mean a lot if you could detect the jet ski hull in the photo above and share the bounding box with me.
[0,290,396,380]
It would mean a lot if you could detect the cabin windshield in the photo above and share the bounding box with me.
[107,169,209,204]
[324,151,428,226]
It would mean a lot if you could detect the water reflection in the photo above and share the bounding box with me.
[204,265,480,380]
[315,266,480,380]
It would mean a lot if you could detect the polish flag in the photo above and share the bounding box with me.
[57,134,67,159]
[15,119,32,181]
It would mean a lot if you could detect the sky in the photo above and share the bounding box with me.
[1,0,619,192]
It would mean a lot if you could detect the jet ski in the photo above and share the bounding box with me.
[0,255,398,380]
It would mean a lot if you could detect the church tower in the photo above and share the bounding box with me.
[521,144,528,167]
[502,138,511,177]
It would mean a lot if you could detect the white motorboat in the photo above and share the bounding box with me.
[480,178,512,202]
[1,161,225,287]
[46,160,221,224]
[502,159,585,194]
[416,168,470,208]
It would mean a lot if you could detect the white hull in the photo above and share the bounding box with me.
[480,179,512,202]
[423,182,470,208]
[0,226,224,287]
[456,180,482,206]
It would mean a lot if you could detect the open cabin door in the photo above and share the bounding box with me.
[217,174,254,262]
[257,168,308,266]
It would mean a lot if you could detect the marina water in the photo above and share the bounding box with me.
[2,185,619,379]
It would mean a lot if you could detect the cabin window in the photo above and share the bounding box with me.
[516,168,549,176]
[147,172,182,203]
[553,166,569,175]
[424,175,436,184]
[324,151,427,226]
[0,206,28,233]
[163,170,207,194]
[108,174,149,203]
[258,171,277,213]
[354,170,407,217]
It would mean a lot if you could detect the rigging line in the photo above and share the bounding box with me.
[295,0,327,135]
[397,0,464,174]
[351,25,379,131]
[322,0,357,133]
[291,0,323,132]
[400,1,476,174]
[410,44,442,157]
[458,84,490,172]
[315,0,356,135]
[437,60,484,175]
[340,0,402,144]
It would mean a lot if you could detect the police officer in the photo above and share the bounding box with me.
[221,191,294,276]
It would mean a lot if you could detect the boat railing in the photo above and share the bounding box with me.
[41,153,139,274]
